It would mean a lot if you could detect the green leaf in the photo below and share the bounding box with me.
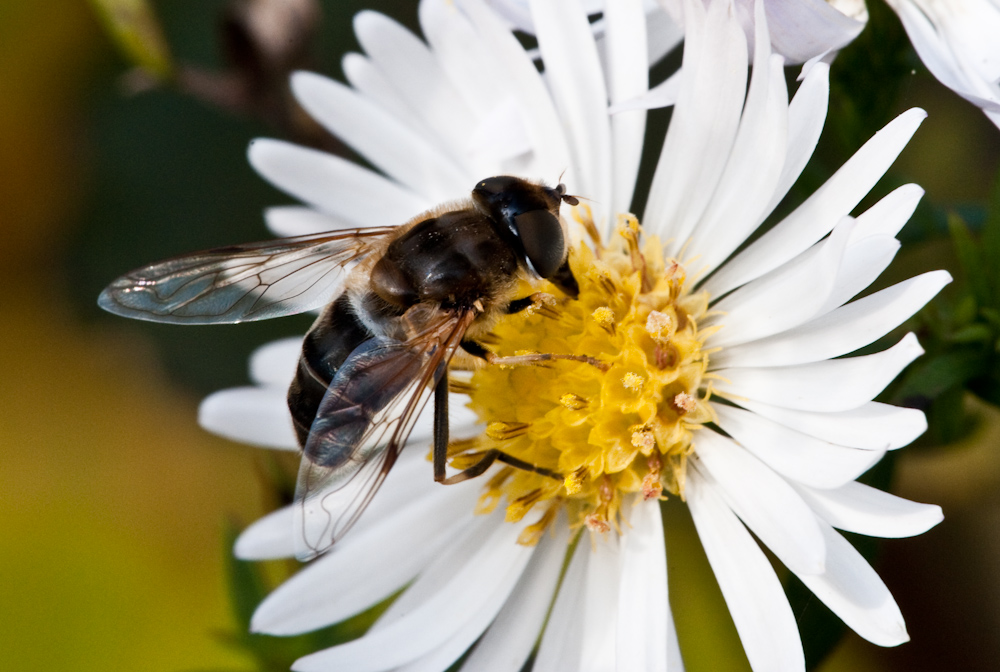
[893,348,987,402]
[948,213,991,307]
[87,0,173,80]
[950,323,994,345]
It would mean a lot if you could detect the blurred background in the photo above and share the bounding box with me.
[0,0,998,670]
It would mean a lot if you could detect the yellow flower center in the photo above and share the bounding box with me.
[450,214,715,544]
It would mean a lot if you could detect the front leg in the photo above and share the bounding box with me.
[433,374,449,482]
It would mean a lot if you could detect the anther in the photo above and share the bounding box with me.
[563,466,588,495]
[631,429,655,452]
[645,310,672,340]
[592,306,616,334]
[518,502,560,546]
[673,392,698,415]
[622,372,645,391]
[617,214,651,291]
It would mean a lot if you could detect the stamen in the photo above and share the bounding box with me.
[617,213,651,291]
[517,501,560,546]
[564,466,588,495]
[506,489,543,523]
[592,306,616,335]
[560,393,588,411]
[631,428,655,452]
[642,453,663,500]
[646,310,672,340]
[486,421,530,440]
[673,392,698,415]
[622,372,645,391]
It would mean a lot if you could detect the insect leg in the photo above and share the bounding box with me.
[504,292,559,317]
[433,374,449,482]
[440,449,561,485]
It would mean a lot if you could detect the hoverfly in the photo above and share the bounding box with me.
[99,176,580,559]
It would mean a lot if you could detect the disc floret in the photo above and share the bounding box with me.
[454,215,715,541]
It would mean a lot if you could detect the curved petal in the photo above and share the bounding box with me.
[604,0,649,214]
[459,521,570,672]
[353,11,481,174]
[793,480,943,538]
[645,0,749,250]
[199,386,298,450]
[705,108,927,297]
[794,521,910,647]
[264,206,352,237]
[290,71,471,201]
[714,332,925,411]
[249,337,302,387]
[292,515,532,672]
[706,216,852,349]
[687,466,805,672]
[247,139,429,227]
[734,399,927,450]
[714,404,885,489]
[712,271,951,369]
[252,487,480,635]
[531,0,613,227]
[694,431,826,576]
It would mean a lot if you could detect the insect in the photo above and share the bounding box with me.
[99,176,580,558]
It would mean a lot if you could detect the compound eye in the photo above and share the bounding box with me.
[513,210,565,279]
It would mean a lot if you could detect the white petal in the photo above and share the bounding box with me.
[794,481,943,538]
[579,535,621,671]
[393,531,548,672]
[199,386,298,450]
[689,1,790,274]
[290,71,470,201]
[714,405,885,489]
[705,108,926,297]
[605,0,648,214]
[460,521,570,672]
[733,400,927,450]
[457,0,573,188]
[687,467,805,672]
[794,521,910,647]
[819,235,900,314]
[247,139,429,227]
[848,182,924,242]
[533,538,589,672]
[761,61,830,217]
[706,216,851,349]
[420,0,511,122]
[292,515,532,672]
[342,52,424,139]
[763,0,866,64]
[531,0,613,227]
[353,11,481,175]
[617,498,668,672]
[694,431,826,575]
[646,0,749,251]
[234,447,441,560]
[252,484,481,635]
[264,206,352,237]
[609,69,680,112]
[714,332,925,412]
[249,337,303,387]
[713,271,951,369]
[234,505,294,560]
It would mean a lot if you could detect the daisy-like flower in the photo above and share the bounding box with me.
[886,0,1000,130]
[201,0,947,670]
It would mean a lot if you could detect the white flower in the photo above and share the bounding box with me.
[886,0,1000,129]
[202,0,947,670]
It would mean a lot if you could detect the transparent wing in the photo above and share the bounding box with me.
[98,227,396,324]
[293,308,476,560]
